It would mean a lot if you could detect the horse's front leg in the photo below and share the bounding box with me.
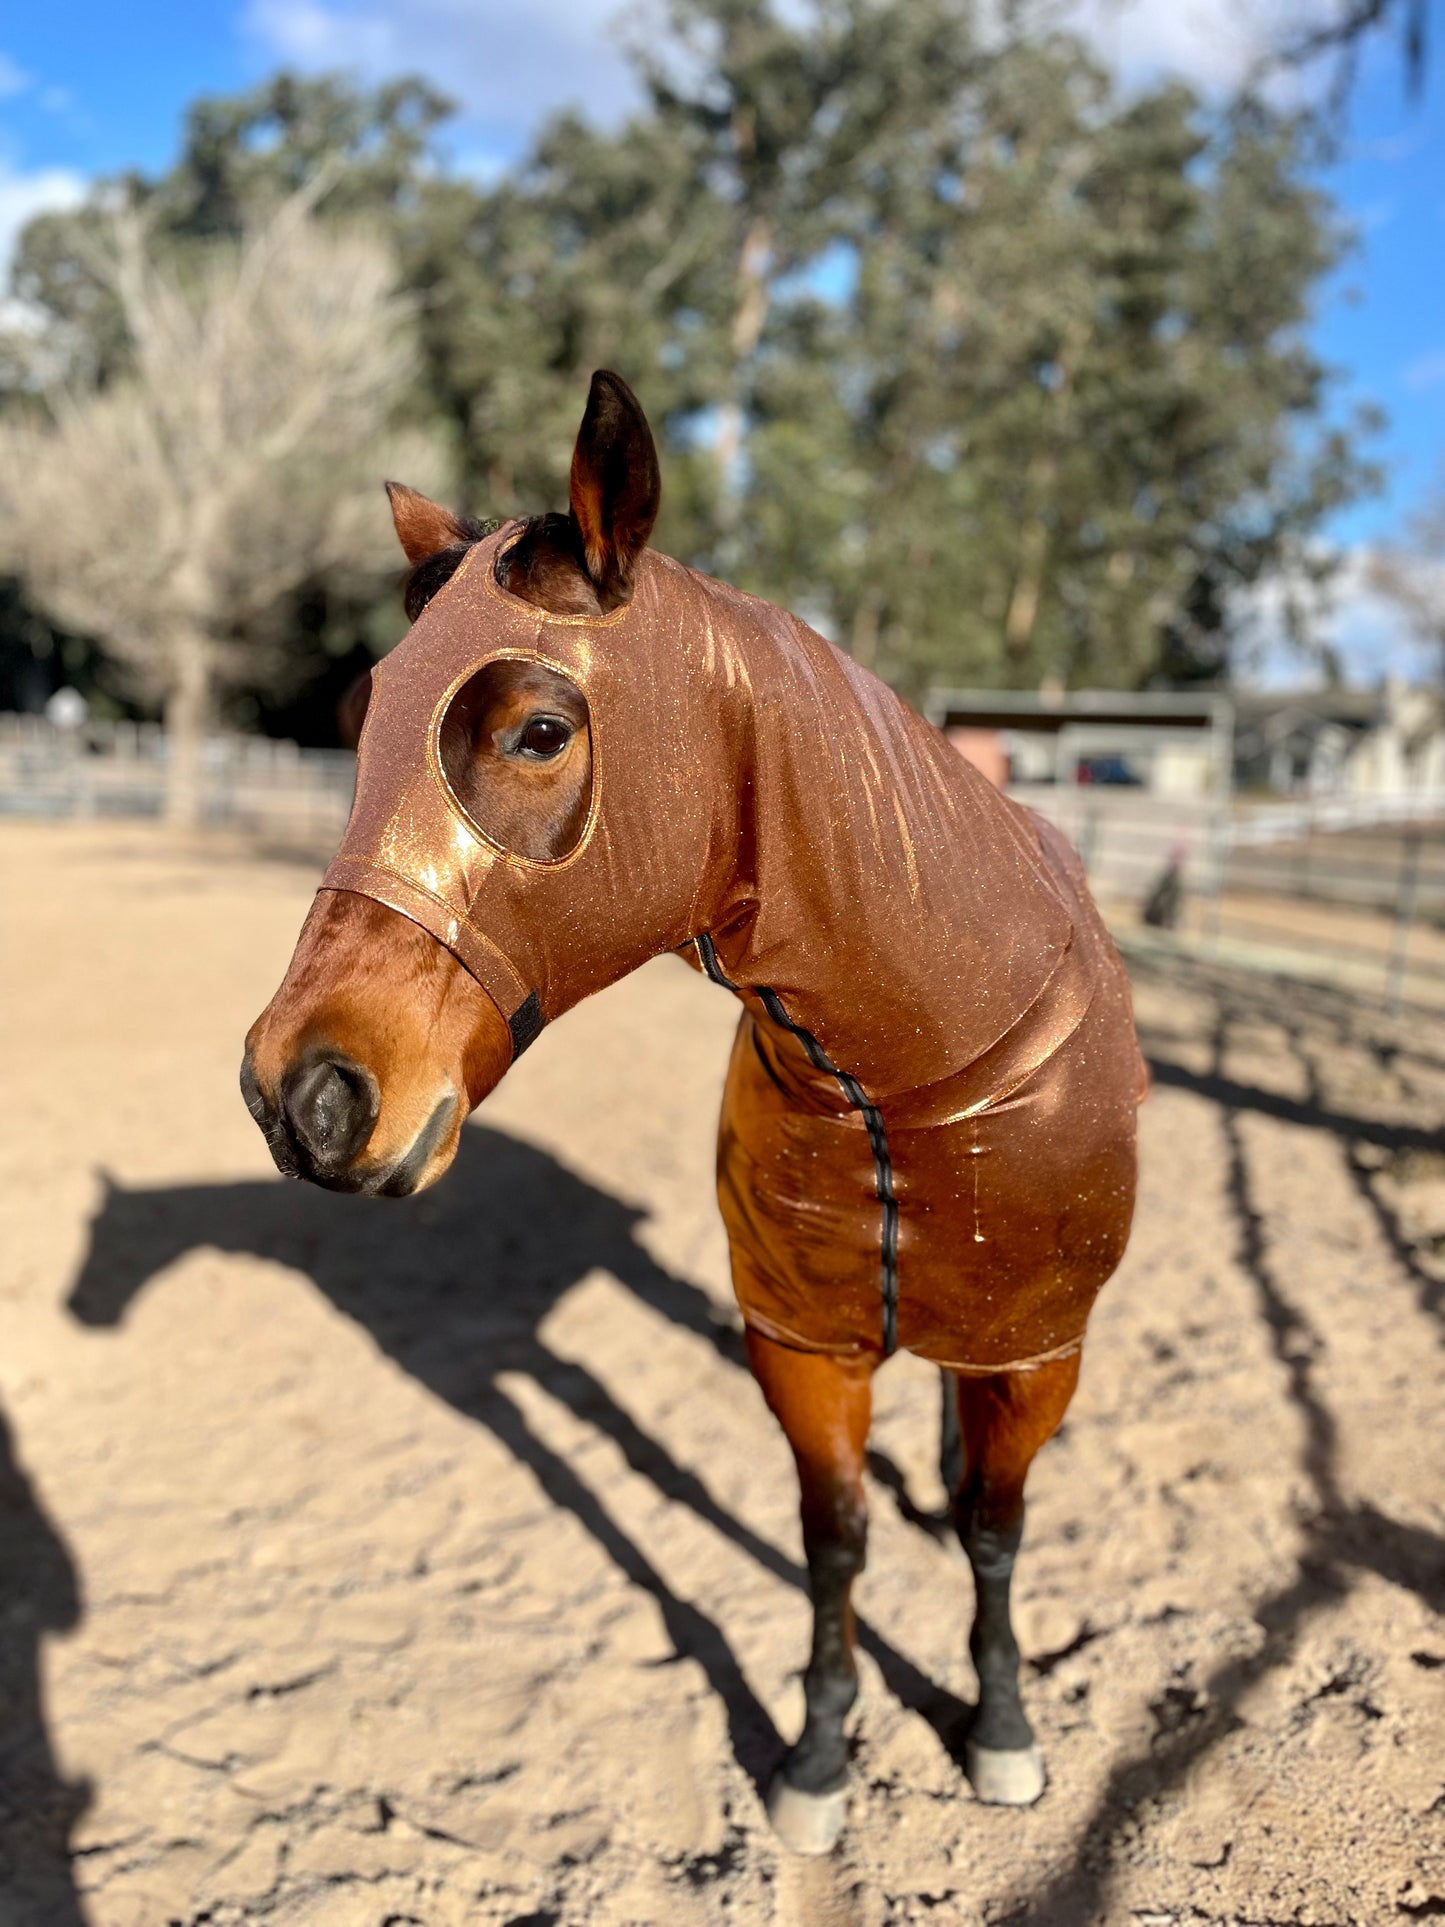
[745,1327,874,1855]
[951,1351,1079,1806]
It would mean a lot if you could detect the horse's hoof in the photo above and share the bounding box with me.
[766,1773,849,1855]
[964,1740,1046,1806]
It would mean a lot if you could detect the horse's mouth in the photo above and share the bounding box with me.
[371,1092,459,1196]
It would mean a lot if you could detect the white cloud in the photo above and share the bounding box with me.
[1348,128,1428,165]
[1403,349,1445,394]
[1056,0,1368,99]
[0,162,86,284]
[1064,0,1272,93]
[244,0,641,152]
[242,0,1356,162]
[0,52,31,100]
[239,0,1357,191]
[1239,545,1435,690]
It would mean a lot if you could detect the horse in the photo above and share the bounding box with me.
[242,369,1145,1855]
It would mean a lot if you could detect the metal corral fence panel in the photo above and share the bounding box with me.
[1010,785,1222,901]
[0,715,355,844]
[1015,782,1445,912]
[1015,780,1445,1012]
[1225,827,1445,917]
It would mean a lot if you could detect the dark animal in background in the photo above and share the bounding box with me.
[243,371,1146,1853]
[1143,842,1188,931]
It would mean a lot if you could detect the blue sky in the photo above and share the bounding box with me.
[1314,35,1445,543]
[1,0,1441,684]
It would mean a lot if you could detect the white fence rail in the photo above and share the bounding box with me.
[0,715,354,843]
[1227,789,1445,847]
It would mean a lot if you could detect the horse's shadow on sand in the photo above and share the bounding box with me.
[0,1408,89,1926]
[68,1121,970,1792]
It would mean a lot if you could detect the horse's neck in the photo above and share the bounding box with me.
[706,596,1075,1090]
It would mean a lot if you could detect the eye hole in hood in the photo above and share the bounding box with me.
[436,658,593,863]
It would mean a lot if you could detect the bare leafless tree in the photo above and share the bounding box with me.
[1274,0,1429,102]
[0,183,444,823]
[1371,491,1445,679]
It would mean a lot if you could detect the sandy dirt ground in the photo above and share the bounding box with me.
[1,820,1442,1927]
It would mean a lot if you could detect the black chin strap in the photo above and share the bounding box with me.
[508,990,546,1060]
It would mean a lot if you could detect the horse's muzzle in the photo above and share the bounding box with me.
[241,1047,378,1192]
[241,1037,464,1197]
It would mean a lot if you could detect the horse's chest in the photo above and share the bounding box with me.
[715,980,1139,1373]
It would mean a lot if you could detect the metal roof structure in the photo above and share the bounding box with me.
[923,687,1233,733]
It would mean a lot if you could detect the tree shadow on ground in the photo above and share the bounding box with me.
[1005,980,1445,1927]
[67,1122,971,1795]
[0,1406,90,1927]
[1141,954,1445,1341]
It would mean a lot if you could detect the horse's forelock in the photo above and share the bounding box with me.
[403,543,475,622]
[401,513,502,622]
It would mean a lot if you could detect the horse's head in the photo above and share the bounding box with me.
[242,369,687,1196]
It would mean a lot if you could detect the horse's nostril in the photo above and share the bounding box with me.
[281,1052,379,1172]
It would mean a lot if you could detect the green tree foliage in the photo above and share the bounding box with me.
[743,49,1377,693]
[1,4,1378,727]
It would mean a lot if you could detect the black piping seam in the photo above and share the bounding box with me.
[749,1020,795,1099]
[696,932,899,1355]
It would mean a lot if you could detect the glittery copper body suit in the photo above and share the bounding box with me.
[323,523,1144,1373]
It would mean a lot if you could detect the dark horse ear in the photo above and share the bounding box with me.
[337,669,372,751]
[568,371,660,611]
[385,481,474,566]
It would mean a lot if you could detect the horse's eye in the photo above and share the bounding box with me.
[515,715,571,760]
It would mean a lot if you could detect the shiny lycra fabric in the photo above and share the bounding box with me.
[322,523,1145,1372]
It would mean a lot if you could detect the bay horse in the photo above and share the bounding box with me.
[243,370,1144,1854]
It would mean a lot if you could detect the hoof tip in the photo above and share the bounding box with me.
[964,1740,1046,1806]
[766,1773,848,1855]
